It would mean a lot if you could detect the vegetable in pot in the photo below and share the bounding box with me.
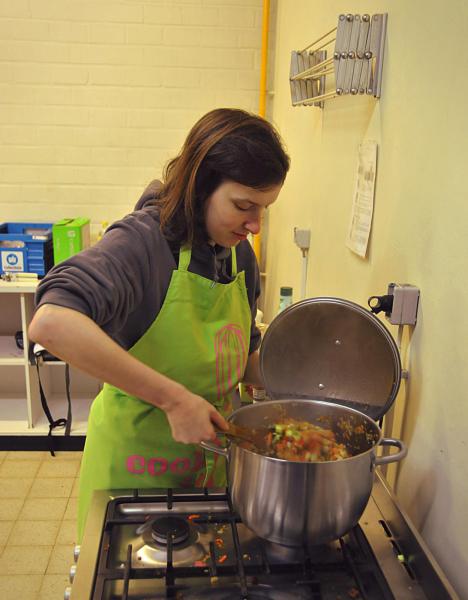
[265,418,350,462]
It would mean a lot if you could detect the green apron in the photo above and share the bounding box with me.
[77,245,251,541]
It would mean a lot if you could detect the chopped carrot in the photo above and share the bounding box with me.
[188,514,200,521]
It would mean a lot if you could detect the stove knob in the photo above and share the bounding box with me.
[73,544,81,562]
[64,586,72,600]
[69,564,77,583]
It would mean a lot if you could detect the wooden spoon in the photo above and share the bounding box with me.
[216,422,272,452]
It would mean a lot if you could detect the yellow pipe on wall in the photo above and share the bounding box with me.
[253,0,270,264]
[258,0,270,119]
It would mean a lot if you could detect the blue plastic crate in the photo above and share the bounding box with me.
[0,222,54,277]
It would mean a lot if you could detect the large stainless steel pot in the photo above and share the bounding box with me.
[201,399,406,546]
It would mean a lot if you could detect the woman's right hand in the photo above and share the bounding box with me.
[28,305,229,444]
[164,388,229,444]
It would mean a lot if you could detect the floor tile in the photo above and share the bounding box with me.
[0,498,24,521]
[57,519,78,546]
[71,477,80,498]
[0,574,43,600]
[19,497,68,521]
[28,477,74,498]
[6,450,48,460]
[0,477,34,498]
[0,521,14,545]
[64,496,78,520]
[0,449,85,597]
[0,544,52,574]
[46,543,75,575]
[37,459,80,478]
[8,519,61,546]
[0,459,42,478]
[43,450,82,461]
[38,573,70,600]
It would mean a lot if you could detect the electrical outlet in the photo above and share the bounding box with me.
[386,283,420,325]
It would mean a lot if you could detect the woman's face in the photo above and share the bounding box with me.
[204,180,282,247]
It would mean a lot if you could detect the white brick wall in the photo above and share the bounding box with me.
[0,0,263,235]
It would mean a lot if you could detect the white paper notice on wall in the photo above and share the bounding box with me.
[346,140,378,258]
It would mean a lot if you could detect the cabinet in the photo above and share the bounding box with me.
[0,280,99,438]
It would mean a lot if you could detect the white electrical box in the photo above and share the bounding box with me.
[386,283,420,326]
[293,228,311,250]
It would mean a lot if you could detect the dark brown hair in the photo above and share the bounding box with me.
[156,108,290,245]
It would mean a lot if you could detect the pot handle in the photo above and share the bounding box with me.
[374,438,407,465]
[199,440,229,459]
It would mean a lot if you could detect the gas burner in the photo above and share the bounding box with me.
[150,516,190,545]
[133,516,215,567]
[261,540,305,563]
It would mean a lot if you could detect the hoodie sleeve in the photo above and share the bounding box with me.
[35,208,174,344]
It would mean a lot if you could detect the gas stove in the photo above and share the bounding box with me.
[67,471,457,600]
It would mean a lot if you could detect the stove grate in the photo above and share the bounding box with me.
[122,544,132,600]
[91,489,397,600]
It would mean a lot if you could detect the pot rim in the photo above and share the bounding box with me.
[227,398,383,465]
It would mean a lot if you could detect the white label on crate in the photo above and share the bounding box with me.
[1,250,24,272]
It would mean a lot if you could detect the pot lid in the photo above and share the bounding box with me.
[260,297,401,420]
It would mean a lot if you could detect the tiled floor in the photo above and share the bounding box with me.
[0,450,81,600]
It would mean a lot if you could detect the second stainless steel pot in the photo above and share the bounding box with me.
[201,399,406,546]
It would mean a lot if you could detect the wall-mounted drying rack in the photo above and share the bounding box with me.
[290,13,387,108]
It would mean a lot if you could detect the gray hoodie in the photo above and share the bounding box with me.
[35,182,261,354]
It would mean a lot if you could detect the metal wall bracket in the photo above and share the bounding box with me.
[290,13,387,107]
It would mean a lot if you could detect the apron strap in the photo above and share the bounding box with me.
[231,247,237,276]
[35,361,72,456]
[178,245,192,272]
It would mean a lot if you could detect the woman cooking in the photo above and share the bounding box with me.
[28,108,290,540]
